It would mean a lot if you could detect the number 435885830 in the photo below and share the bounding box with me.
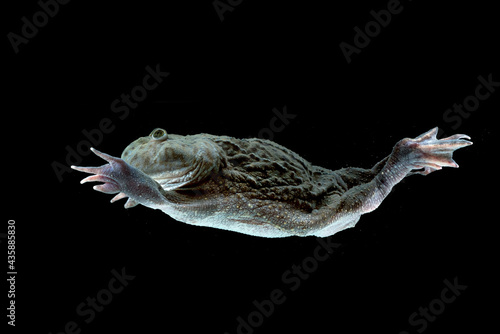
[7,220,15,270]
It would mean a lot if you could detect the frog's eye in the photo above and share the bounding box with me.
[150,128,168,141]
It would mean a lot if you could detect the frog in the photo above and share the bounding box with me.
[71,127,472,238]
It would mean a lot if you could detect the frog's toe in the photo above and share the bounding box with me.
[89,147,122,164]
[79,174,115,185]
[92,182,120,194]
[109,193,138,208]
[110,192,128,203]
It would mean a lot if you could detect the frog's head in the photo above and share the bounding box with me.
[121,128,223,190]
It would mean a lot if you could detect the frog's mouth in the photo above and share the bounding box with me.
[149,149,217,191]
[151,164,200,191]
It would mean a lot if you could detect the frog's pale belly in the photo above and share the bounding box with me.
[158,196,298,237]
[158,190,363,238]
[311,215,361,237]
[182,215,296,238]
[184,213,360,238]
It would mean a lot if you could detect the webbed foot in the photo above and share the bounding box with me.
[71,148,140,208]
[399,127,473,175]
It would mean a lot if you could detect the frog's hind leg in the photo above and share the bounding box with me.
[363,127,472,211]
[308,127,472,237]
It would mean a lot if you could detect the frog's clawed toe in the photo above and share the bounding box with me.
[110,192,138,208]
[402,127,473,176]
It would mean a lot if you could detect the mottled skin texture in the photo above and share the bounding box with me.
[72,127,472,238]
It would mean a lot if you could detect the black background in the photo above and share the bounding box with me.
[4,0,498,333]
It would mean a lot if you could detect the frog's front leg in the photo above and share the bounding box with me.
[71,148,170,209]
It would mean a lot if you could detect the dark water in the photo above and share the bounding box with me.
[5,1,496,333]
